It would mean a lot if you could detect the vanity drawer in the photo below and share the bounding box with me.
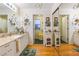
[1,42,13,49]
[0,47,5,55]
[1,49,13,56]
[2,49,13,56]
[0,41,16,56]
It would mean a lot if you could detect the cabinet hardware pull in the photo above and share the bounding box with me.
[4,44,9,47]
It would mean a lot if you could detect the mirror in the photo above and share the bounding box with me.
[0,15,7,33]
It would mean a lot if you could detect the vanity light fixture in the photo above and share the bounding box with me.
[34,3,43,9]
[73,3,79,9]
[3,3,17,12]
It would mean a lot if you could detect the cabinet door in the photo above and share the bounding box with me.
[9,41,16,56]
[0,46,5,56]
[0,43,11,56]
[20,35,28,51]
[23,36,28,47]
[4,49,13,56]
[20,37,25,51]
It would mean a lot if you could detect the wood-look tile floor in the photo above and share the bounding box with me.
[27,44,79,56]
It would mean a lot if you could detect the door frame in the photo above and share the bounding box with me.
[33,15,44,44]
[59,15,69,44]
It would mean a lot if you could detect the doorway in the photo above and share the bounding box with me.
[33,15,43,44]
[60,15,69,43]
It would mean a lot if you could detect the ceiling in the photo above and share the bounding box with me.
[14,3,54,9]
[0,3,8,10]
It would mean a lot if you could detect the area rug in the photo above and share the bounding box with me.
[20,48,36,56]
[34,39,43,44]
[74,48,79,52]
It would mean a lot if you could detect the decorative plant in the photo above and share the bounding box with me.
[24,18,29,25]
[15,26,24,34]
[9,19,15,25]
[9,14,16,26]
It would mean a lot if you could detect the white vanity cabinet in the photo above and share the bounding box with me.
[0,33,29,56]
[15,34,29,56]
[20,35,28,52]
[0,41,16,56]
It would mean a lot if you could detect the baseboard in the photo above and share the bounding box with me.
[73,44,79,47]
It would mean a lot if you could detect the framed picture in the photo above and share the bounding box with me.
[54,17,59,26]
[45,17,50,26]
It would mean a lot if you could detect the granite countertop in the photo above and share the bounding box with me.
[0,33,26,47]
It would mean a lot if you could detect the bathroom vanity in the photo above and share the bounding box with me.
[0,33,28,56]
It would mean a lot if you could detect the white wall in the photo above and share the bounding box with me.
[59,3,79,44]
[0,7,15,32]
[19,4,61,45]
[0,5,20,33]
[20,8,52,44]
[0,4,58,45]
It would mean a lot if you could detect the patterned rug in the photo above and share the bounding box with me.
[20,48,36,56]
[74,48,79,52]
[34,39,43,44]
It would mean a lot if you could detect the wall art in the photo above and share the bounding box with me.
[45,17,50,27]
